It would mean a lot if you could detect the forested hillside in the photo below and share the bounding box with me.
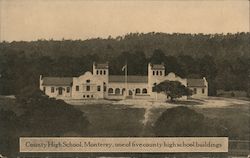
[0,32,249,96]
[1,32,249,59]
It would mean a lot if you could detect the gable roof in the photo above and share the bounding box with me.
[187,79,206,87]
[42,77,73,86]
[109,75,148,83]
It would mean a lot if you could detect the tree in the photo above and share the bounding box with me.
[16,88,90,136]
[154,106,227,136]
[150,49,166,64]
[0,110,20,157]
[153,80,192,101]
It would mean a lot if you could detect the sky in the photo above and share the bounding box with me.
[0,0,249,42]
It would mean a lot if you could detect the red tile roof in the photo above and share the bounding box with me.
[42,77,73,86]
[187,79,206,87]
[109,75,148,83]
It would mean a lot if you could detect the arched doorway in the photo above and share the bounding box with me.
[129,90,133,96]
[58,87,63,95]
[115,88,120,95]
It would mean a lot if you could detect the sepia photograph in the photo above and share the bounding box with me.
[0,0,249,157]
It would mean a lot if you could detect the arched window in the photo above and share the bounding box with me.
[66,87,70,93]
[104,70,106,75]
[153,71,155,75]
[108,88,113,94]
[135,88,141,94]
[86,79,90,83]
[100,70,103,75]
[115,88,120,94]
[142,88,147,94]
[156,71,159,75]
[103,82,107,92]
[122,88,126,94]
[160,71,162,76]
[96,70,99,75]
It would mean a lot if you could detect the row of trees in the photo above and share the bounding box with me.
[1,32,249,59]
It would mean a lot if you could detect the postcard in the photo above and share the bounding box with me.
[0,0,249,158]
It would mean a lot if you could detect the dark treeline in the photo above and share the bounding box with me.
[0,32,249,96]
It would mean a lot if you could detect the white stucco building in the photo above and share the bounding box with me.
[39,62,208,100]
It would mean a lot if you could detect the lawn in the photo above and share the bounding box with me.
[1,95,250,157]
[0,95,249,138]
[75,104,145,136]
[72,97,250,138]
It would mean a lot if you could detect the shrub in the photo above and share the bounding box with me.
[154,106,227,136]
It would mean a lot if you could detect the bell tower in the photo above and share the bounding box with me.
[93,62,109,92]
[148,63,165,93]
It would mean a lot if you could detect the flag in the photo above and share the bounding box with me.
[122,65,127,71]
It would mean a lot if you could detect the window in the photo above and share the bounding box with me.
[153,71,155,75]
[58,87,63,95]
[142,88,147,94]
[86,79,90,83]
[76,85,79,91]
[160,71,162,76]
[96,70,99,75]
[86,85,90,91]
[97,85,101,91]
[122,88,126,94]
[43,87,46,93]
[194,88,197,94]
[135,88,141,94]
[156,71,159,75]
[100,70,102,75]
[202,88,205,94]
[104,70,106,75]
[103,82,107,92]
[108,88,113,94]
[115,88,120,94]
[87,95,89,98]
[51,87,54,93]
[91,95,93,98]
[83,95,85,98]
[66,87,70,93]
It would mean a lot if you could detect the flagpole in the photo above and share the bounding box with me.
[125,61,128,98]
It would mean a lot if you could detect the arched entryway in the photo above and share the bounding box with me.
[58,87,63,95]
[128,90,133,96]
[115,88,120,95]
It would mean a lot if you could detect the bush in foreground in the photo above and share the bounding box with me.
[0,88,89,157]
[154,106,227,136]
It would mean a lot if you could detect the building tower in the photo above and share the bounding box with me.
[93,62,109,94]
[148,63,165,94]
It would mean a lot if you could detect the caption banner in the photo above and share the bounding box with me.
[20,137,228,153]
